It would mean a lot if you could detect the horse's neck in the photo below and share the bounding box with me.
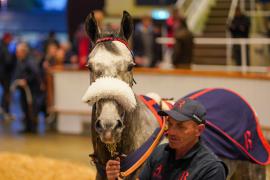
[121,96,159,153]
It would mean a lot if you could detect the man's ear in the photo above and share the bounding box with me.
[196,124,205,137]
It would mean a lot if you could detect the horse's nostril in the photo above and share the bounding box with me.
[115,120,123,129]
[95,120,103,131]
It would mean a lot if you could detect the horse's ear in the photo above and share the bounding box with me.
[119,11,134,40]
[85,12,100,43]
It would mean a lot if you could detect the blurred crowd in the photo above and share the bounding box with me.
[0,7,255,133]
[0,28,91,133]
[133,7,193,69]
[0,8,193,133]
[0,11,108,133]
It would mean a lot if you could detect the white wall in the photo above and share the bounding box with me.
[54,71,90,112]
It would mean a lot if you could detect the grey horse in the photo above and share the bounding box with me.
[82,11,160,179]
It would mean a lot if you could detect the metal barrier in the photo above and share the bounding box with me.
[241,0,270,17]
[156,37,270,72]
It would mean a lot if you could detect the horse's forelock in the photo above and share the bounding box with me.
[89,42,120,59]
[89,38,133,68]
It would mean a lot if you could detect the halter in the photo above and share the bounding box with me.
[96,37,130,49]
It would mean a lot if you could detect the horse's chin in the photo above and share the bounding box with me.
[101,139,115,144]
[100,134,121,145]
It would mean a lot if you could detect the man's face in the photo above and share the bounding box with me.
[142,17,152,28]
[166,117,203,150]
[47,44,58,57]
[16,43,29,61]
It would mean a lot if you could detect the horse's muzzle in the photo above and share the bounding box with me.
[95,119,123,132]
[95,120,124,144]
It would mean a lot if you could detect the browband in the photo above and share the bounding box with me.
[96,37,130,50]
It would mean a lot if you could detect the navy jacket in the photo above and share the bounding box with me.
[12,57,41,94]
[139,141,228,180]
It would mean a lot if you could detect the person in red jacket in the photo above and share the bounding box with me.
[161,7,186,69]
[74,10,105,69]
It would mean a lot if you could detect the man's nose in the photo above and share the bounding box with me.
[166,126,177,135]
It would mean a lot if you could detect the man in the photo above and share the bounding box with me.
[228,7,251,66]
[106,98,228,179]
[0,33,13,113]
[12,42,42,133]
[172,19,193,69]
[133,15,161,67]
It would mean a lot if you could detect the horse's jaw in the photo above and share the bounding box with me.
[95,133,123,160]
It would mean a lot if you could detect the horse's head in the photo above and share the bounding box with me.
[85,10,135,86]
[83,11,136,145]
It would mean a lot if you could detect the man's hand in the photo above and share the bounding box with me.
[106,157,121,180]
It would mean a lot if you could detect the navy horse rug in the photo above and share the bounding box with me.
[185,88,270,165]
[141,89,270,164]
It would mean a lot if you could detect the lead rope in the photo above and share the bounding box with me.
[106,143,119,158]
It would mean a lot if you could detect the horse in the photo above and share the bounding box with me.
[82,11,162,179]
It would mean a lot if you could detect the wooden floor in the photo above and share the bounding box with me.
[0,122,96,171]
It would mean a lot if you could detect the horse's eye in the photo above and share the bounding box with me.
[127,63,136,71]
[86,64,93,72]
[96,70,102,77]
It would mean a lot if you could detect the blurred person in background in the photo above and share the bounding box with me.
[43,31,59,53]
[93,10,105,31]
[228,7,251,66]
[73,24,90,69]
[11,42,43,133]
[39,42,59,80]
[73,10,104,69]
[39,42,58,94]
[133,15,155,67]
[166,7,184,47]
[38,42,59,120]
[151,24,163,68]
[0,33,14,114]
[161,7,186,68]
[55,47,66,65]
[61,41,78,67]
[172,19,194,69]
